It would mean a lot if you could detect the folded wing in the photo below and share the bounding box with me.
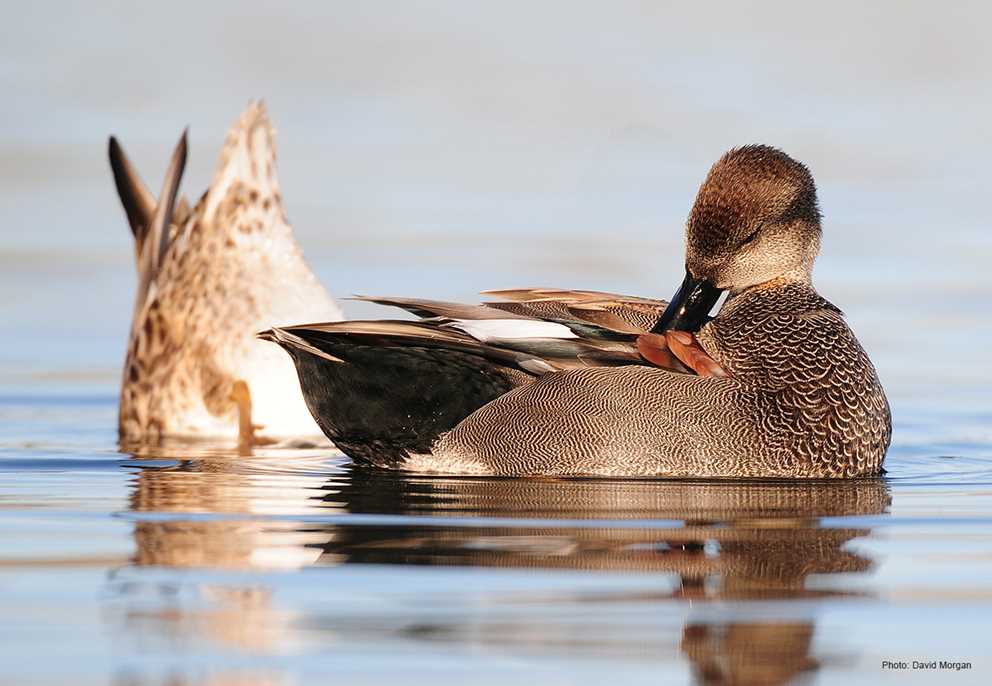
[260,289,683,465]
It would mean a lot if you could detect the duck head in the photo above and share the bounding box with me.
[654,145,822,333]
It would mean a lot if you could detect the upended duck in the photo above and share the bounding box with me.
[110,102,341,447]
[261,145,891,478]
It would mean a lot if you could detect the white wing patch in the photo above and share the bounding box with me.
[449,319,578,342]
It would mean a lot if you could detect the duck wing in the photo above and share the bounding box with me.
[259,298,679,467]
[481,287,668,333]
[350,296,532,322]
[350,294,649,366]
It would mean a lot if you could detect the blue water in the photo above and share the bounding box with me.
[2,389,990,685]
[3,2,992,684]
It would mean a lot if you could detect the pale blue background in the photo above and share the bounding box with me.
[2,1,990,398]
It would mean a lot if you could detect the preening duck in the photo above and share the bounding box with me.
[262,145,891,477]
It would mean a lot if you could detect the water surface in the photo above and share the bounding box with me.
[2,393,991,684]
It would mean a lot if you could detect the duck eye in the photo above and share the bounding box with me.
[740,227,760,246]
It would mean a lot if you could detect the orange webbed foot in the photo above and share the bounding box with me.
[230,380,277,453]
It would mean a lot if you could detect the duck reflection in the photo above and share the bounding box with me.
[115,451,890,685]
[322,472,885,593]
[127,450,337,570]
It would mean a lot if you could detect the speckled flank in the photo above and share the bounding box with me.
[117,102,342,445]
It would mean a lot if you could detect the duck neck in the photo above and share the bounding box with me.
[726,271,815,309]
[739,267,812,294]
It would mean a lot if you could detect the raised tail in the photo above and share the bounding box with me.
[108,136,157,261]
[108,134,191,264]
[108,131,189,325]
[200,100,284,228]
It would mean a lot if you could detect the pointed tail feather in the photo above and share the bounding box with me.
[132,130,188,324]
[259,327,344,364]
[108,136,157,259]
[109,135,191,264]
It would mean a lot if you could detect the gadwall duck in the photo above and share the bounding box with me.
[262,145,891,477]
[110,102,341,447]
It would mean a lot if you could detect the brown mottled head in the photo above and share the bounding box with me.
[654,146,822,332]
[687,145,821,290]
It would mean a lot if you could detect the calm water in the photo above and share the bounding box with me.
[2,397,991,685]
[3,2,992,684]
